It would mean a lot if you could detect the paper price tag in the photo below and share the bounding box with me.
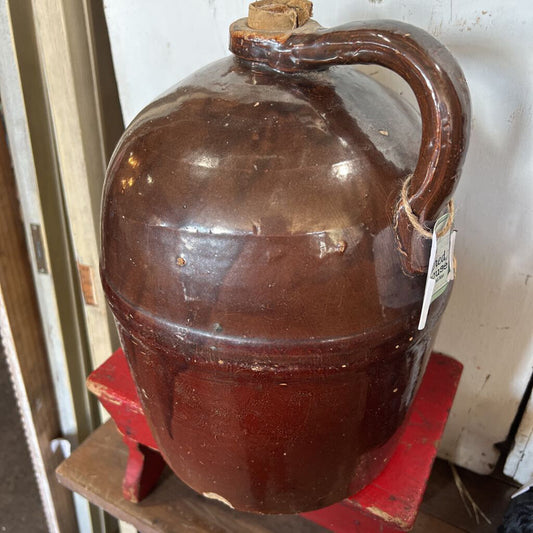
[418,213,456,330]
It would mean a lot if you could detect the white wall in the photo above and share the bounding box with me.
[103,0,533,477]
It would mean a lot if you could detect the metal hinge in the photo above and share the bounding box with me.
[30,223,48,274]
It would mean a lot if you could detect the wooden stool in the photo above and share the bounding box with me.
[87,349,462,532]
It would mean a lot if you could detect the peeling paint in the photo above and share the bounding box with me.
[366,506,408,529]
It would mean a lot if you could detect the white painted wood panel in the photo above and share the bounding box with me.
[103,0,533,477]
[32,0,116,373]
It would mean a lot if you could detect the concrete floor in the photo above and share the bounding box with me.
[0,344,47,532]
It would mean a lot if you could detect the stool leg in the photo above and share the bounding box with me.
[122,436,166,503]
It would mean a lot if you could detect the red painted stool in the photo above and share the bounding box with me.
[87,350,462,532]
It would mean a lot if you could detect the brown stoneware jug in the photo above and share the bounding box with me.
[101,1,470,514]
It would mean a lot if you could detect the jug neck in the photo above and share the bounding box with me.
[230,1,322,67]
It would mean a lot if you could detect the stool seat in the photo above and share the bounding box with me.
[87,349,462,532]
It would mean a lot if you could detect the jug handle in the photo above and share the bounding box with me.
[231,20,471,274]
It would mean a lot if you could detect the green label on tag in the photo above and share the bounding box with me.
[418,213,456,330]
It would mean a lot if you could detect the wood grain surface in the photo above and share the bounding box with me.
[57,420,465,532]
[57,421,327,533]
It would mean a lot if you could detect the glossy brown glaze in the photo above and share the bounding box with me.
[231,18,471,272]
[101,11,469,514]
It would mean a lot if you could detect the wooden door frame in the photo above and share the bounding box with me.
[0,0,125,530]
[0,109,78,533]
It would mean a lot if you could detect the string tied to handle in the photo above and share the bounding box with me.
[400,175,454,238]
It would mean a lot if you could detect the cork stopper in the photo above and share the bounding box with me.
[248,0,313,31]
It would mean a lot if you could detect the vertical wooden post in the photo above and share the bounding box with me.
[30,0,118,378]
